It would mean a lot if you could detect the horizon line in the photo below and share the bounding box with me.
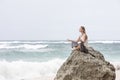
[0,40,120,41]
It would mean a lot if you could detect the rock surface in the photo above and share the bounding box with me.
[54,47,116,80]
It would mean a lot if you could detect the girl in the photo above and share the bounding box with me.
[68,26,88,51]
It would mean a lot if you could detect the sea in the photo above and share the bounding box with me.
[0,40,119,80]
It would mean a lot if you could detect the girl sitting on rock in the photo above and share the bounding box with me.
[68,26,88,52]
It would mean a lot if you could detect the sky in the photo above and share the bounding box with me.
[0,0,120,40]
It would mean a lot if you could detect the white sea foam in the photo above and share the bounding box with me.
[0,41,70,44]
[19,48,54,52]
[89,40,120,44]
[111,62,120,70]
[0,40,120,44]
[0,41,21,44]
[0,44,48,50]
[111,62,120,80]
[0,59,65,80]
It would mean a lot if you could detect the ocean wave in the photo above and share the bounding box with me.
[0,41,71,44]
[111,62,120,70]
[111,62,120,80]
[0,59,65,80]
[0,44,48,50]
[0,40,120,44]
[19,48,54,52]
[89,40,120,44]
[0,41,21,44]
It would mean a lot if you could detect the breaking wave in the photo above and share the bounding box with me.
[0,44,48,50]
[0,58,65,80]
[89,40,120,44]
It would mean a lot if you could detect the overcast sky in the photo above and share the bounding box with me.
[0,0,120,40]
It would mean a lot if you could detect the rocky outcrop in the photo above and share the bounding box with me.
[54,47,116,80]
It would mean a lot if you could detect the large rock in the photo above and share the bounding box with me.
[54,47,116,80]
